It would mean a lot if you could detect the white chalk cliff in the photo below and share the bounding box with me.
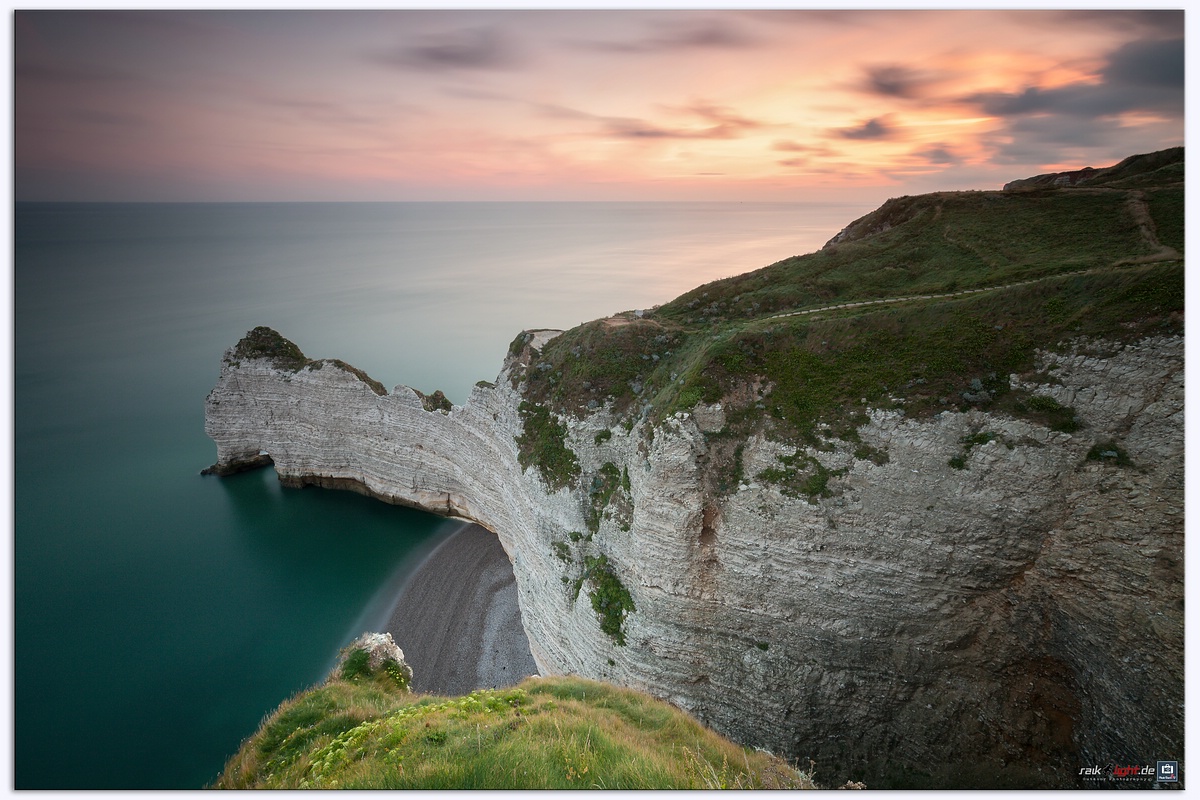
[204,325,1182,787]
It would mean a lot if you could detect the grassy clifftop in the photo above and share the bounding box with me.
[216,667,820,790]
[515,148,1183,459]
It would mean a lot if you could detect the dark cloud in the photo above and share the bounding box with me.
[541,101,765,141]
[967,36,1182,121]
[912,144,958,166]
[602,106,760,140]
[578,19,757,54]
[836,116,895,140]
[862,65,928,99]
[1005,116,1110,149]
[1103,36,1184,88]
[980,116,1121,168]
[371,27,524,72]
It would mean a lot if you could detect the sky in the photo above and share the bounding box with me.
[13,7,1186,203]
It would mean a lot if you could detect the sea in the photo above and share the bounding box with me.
[13,200,872,788]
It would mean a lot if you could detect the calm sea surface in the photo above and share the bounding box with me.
[13,200,870,788]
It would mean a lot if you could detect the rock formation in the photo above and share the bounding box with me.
[205,325,1182,788]
[333,632,413,689]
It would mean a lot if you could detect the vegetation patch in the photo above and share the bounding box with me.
[576,555,636,646]
[757,450,846,502]
[338,648,411,693]
[1086,440,1135,468]
[215,676,818,790]
[232,326,311,372]
[323,359,388,396]
[521,319,685,416]
[551,539,571,563]
[853,443,890,465]
[1003,393,1081,433]
[657,184,1167,327]
[585,462,634,534]
[228,328,390,395]
[564,554,636,646]
[1146,186,1184,253]
[416,388,453,413]
[515,401,580,491]
[509,331,533,359]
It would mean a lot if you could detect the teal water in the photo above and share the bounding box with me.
[13,200,868,788]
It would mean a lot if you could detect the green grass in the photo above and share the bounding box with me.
[1147,186,1185,253]
[581,555,636,645]
[659,261,1179,446]
[522,318,683,415]
[215,676,818,790]
[656,184,1168,327]
[514,401,580,491]
[511,153,1182,461]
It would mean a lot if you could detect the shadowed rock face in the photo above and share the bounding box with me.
[204,328,1182,788]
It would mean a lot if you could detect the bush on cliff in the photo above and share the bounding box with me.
[214,675,818,790]
[515,401,580,491]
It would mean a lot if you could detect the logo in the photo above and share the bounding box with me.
[1078,763,1170,783]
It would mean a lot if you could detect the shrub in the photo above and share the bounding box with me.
[1020,395,1081,433]
[515,401,580,491]
[757,451,844,502]
[417,389,453,413]
[1086,441,1134,467]
[580,555,635,646]
[340,649,373,682]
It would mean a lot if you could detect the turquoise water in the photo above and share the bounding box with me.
[13,200,868,787]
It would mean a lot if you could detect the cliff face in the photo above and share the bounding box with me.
[205,327,1182,787]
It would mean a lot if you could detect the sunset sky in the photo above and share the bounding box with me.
[14,8,1186,203]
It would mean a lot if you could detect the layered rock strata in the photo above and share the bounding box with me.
[204,330,1183,787]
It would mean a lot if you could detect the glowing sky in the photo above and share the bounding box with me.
[14,9,1185,202]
